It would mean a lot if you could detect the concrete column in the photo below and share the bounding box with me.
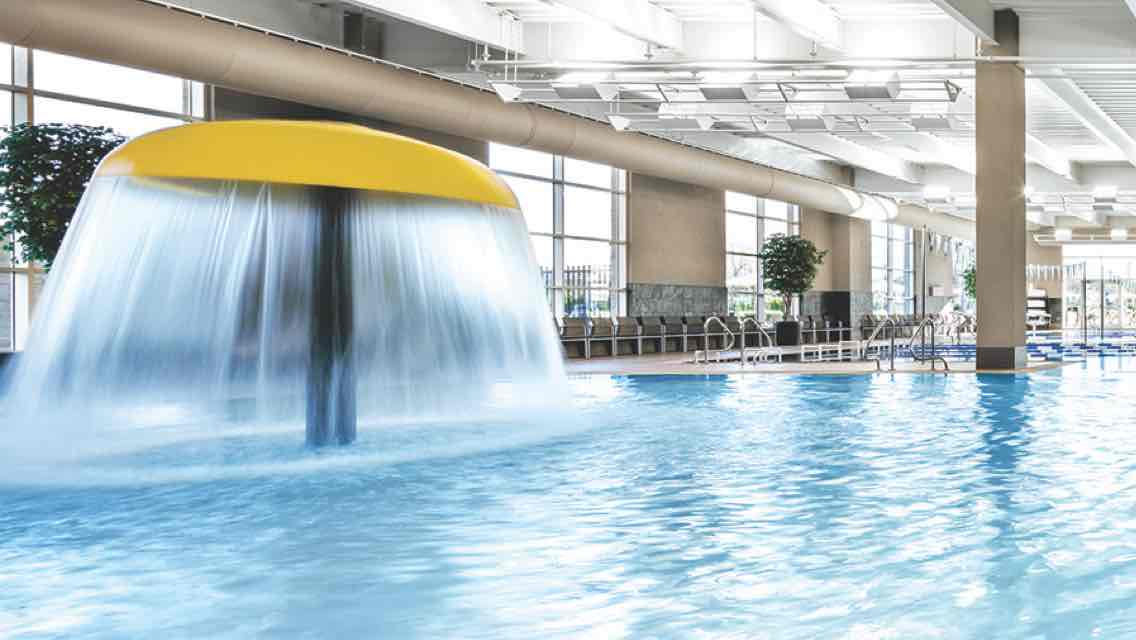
[626,174,727,316]
[799,208,872,335]
[976,10,1027,370]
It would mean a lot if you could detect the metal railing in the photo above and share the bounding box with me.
[906,317,950,371]
[862,317,898,371]
[740,317,778,365]
[695,316,735,364]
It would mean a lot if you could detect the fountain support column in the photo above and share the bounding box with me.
[306,187,357,446]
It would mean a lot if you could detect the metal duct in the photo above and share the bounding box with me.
[0,0,972,238]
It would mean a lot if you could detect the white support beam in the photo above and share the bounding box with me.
[1032,70,1136,172]
[545,0,683,51]
[926,0,996,44]
[750,0,843,52]
[769,133,923,184]
[344,0,523,53]
[951,87,1077,181]
[886,132,976,175]
[1025,134,1075,181]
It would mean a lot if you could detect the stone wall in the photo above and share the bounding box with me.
[628,284,728,317]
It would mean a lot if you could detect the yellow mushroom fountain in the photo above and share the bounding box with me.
[6,121,562,447]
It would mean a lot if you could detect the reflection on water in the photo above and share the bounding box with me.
[6,368,1136,638]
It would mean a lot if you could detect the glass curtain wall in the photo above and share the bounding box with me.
[951,239,976,313]
[725,191,800,321]
[871,221,915,314]
[0,43,202,351]
[1063,246,1136,333]
[489,143,627,319]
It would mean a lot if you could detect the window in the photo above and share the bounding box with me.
[34,51,187,115]
[871,221,915,314]
[35,98,185,138]
[490,143,627,319]
[1,90,10,138]
[16,48,202,137]
[951,239,975,313]
[724,191,800,321]
[0,44,202,352]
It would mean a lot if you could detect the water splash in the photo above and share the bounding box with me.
[1,176,565,465]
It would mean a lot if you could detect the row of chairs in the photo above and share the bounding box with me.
[859,314,947,339]
[559,315,775,359]
[861,313,979,339]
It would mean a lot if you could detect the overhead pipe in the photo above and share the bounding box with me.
[0,0,970,237]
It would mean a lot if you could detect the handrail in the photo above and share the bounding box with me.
[862,317,898,371]
[697,316,735,364]
[906,317,950,371]
[740,317,776,365]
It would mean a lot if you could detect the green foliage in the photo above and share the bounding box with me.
[0,123,126,269]
[757,234,828,318]
[963,264,977,300]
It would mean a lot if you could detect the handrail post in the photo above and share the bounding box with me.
[889,327,896,372]
[702,316,734,365]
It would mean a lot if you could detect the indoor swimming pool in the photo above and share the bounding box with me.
[5,363,1136,638]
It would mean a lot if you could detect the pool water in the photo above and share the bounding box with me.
[5,363,1136,638]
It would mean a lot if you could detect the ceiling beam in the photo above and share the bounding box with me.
[1032,71,1136,172]
[345,0,523,52]
[750,0,843,52]
[1025,134,1076,181]
[768,133,923,184]
[886,132,976,175]
[926,0,996,44]
[544,0,683,51]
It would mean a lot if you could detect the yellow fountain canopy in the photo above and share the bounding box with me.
[96,120,519,209]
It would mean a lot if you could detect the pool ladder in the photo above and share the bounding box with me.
[862,317,949,372]
[694,316,735,364]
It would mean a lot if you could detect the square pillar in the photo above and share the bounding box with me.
[976,10,1027,370]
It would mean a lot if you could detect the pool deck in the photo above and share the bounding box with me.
[565,352,1063,376]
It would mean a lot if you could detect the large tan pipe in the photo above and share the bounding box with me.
[0,0,971,237]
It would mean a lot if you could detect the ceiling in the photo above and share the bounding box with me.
[322,0,1136,231]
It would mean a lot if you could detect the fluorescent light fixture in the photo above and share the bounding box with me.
[1112,228,1129,241]
[553,86,602,100]
[557,72,610,84]
[699,71,755,84]
[910,116,954,131]
[786,116,830,132]
[923,185,951,200]
[493,83,523,103]
[1093,185,1119,200]
[608,115,632,131]
[844,71,901,100]
[595,84,620,102]
[698,86,748,102]
[1055,228,1073,241]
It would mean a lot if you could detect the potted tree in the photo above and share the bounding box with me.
[963,264,977,302]
[0,123,126,269]
[757,233,827,346]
